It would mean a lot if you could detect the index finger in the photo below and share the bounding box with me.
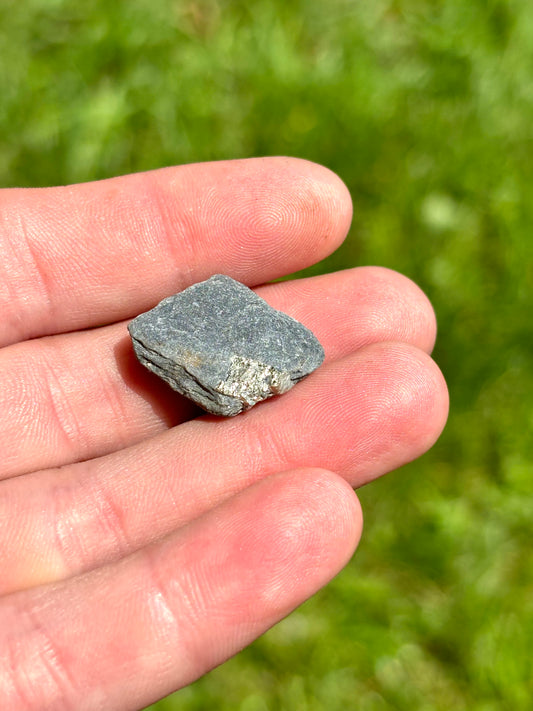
[0,157,352,347]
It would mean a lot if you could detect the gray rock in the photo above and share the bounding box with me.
[128,274,325,416]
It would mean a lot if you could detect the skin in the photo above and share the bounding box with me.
[0,157,449,711]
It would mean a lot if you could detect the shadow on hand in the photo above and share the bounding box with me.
[113,333,203,429]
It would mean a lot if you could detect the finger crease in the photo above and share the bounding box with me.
[3,625,32,710]
[90,353,131,449]
[13,600,78,710]
[15,211,55,321]
[245,419,290,478]
[91,484,133,559]
[145,178,197,287]
[143,546,180,633]
[40,357,86,455]
[141,544,203,675]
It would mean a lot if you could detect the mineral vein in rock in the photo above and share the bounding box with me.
[216,355,293,408]
[128,274,325,416]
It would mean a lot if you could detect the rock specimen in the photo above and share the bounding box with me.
[128,274,325,416]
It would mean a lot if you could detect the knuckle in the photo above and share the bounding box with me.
[52,478,131,575]
[1,600,77,711]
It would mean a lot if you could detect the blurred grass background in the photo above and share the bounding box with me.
[1,0,532,708]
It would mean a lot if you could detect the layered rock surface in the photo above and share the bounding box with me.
[128,274,325,416]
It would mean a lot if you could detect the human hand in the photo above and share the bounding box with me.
[0,157,448,710]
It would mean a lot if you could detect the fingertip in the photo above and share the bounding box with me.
[369,342,449,464]
[280,157,354,261]
[274,341,449,487]
[413,345,449,449]
[222,157,353,279]
[295,466,363,540]
[260,467,363,583]
[289,157,353,236]
[401,342,448,433]
[354,266,438,353]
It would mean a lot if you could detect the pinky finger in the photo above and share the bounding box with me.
[0,468,362,711]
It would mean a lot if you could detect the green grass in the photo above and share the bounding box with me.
[2,1,533,708]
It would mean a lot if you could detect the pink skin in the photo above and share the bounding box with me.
[0,158,449,711]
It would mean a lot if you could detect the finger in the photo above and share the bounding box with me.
[0,157,352,347]
[0,267,436,479]
[0,468,361,711]
[0,342,447,594]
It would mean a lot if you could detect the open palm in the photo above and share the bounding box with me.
[0,157,448,710]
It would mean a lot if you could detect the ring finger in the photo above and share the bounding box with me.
[0,340,448,594]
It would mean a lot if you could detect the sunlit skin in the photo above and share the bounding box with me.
[0,157,448,710]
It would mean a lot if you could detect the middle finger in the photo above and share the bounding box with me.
[1,267,436,479]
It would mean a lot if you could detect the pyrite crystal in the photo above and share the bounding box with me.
[128,274,324,416]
